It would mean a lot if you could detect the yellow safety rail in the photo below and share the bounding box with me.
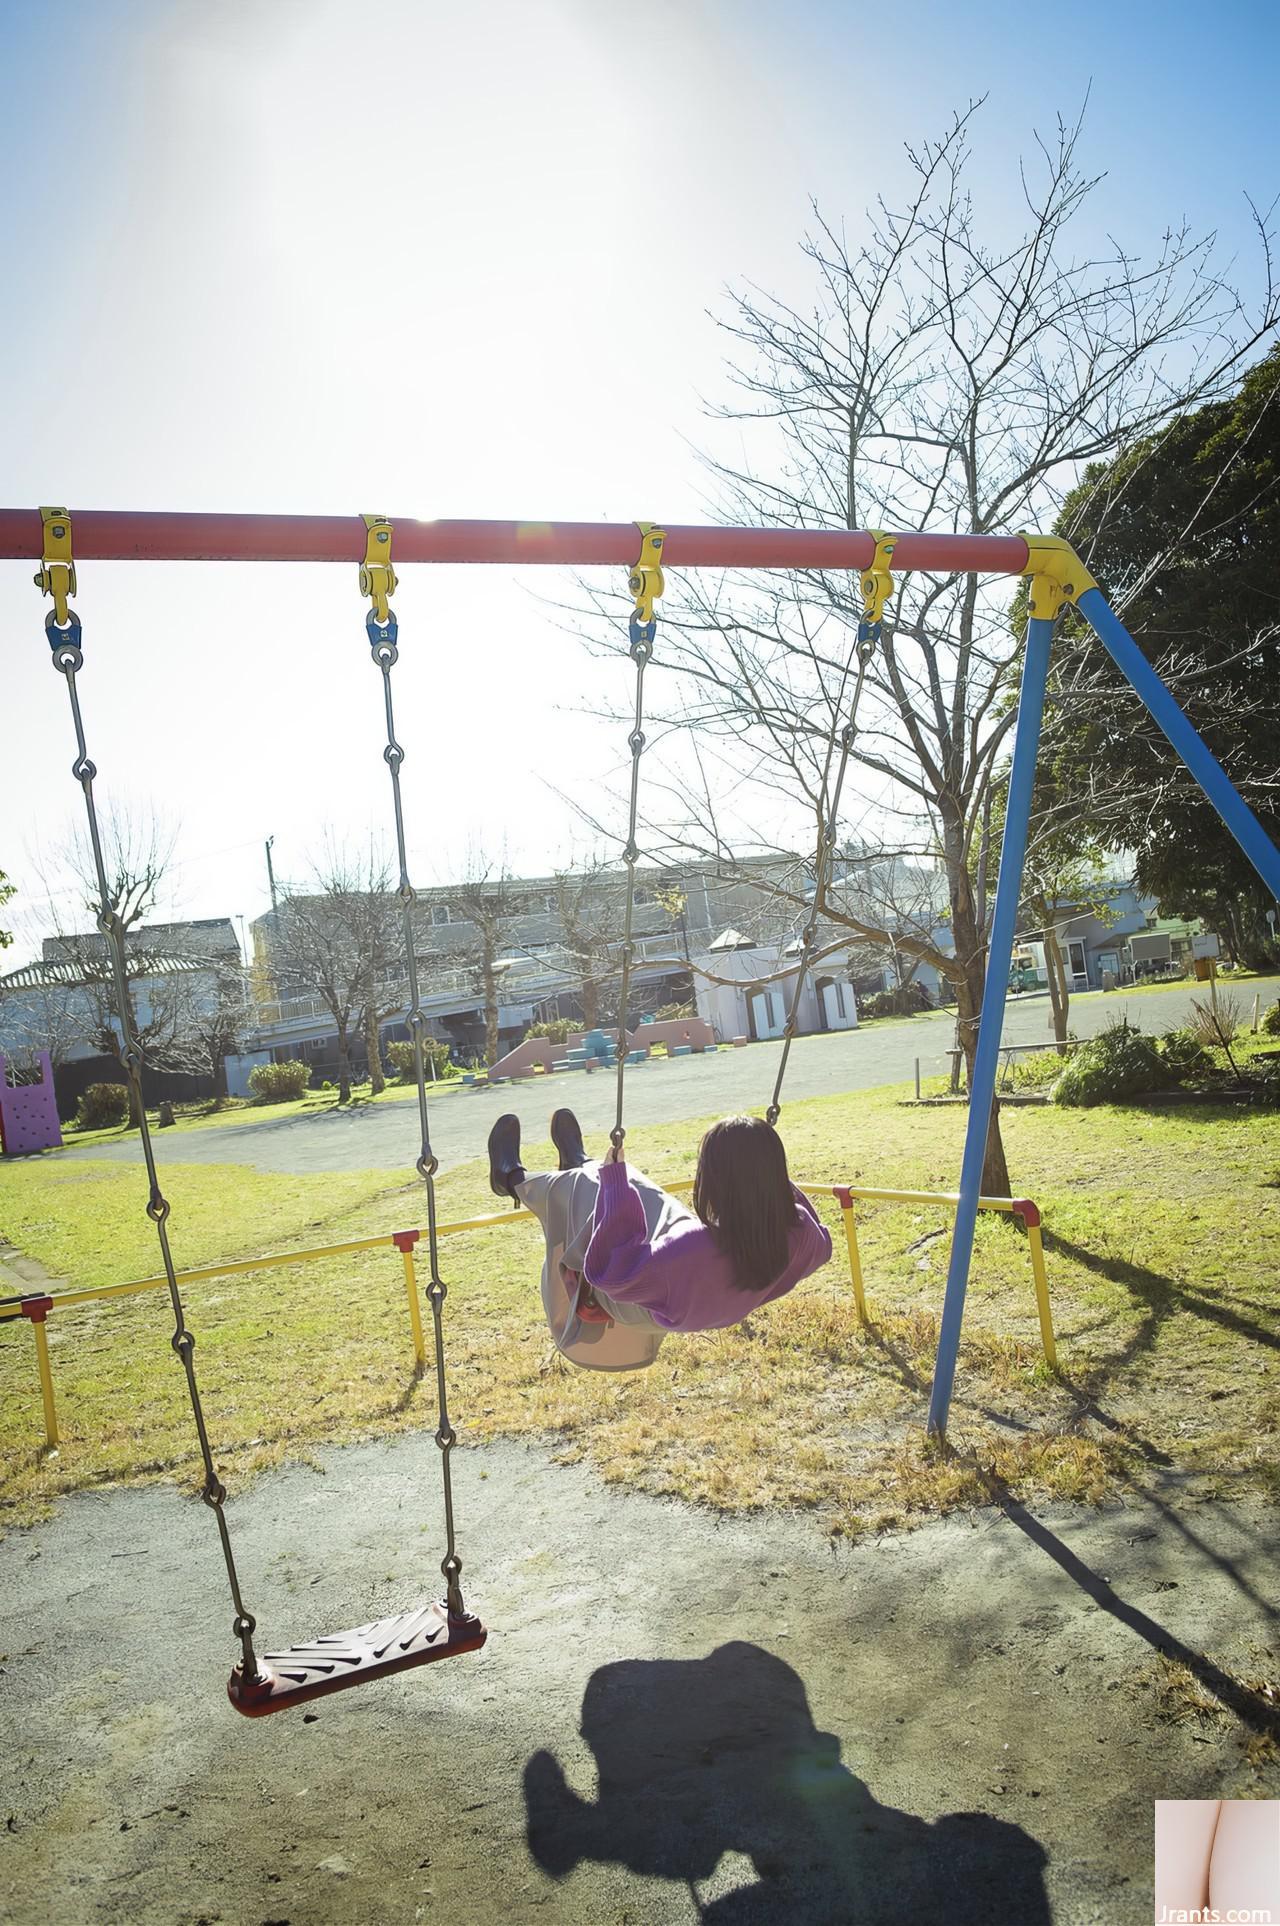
[0,1180,1055,1452]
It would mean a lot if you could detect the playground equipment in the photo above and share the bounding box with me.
[5,507,1278,1700]
[0,1052,62,1155]
[0,1176,1054,1455]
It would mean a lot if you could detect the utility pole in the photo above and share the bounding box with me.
[265,836,278,913]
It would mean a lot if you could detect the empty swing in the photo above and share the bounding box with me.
[34,509,486,1716]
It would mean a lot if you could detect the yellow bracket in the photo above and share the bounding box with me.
[35,507,76,626]
[359,514,397,624]
[1020,534,1097,622]
[859,530,897,630]
[628,521,667,630]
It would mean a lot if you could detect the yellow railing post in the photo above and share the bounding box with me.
[1021,1217,1057,1369]
[834,1189,868,1324]
[19,1298,59,1451]
[393,1232,428,1368]
[0,1172,1055,1455]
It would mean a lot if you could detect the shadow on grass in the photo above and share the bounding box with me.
[971,1468,1280,1738]
[524,1641,1050,1923]
[1042,1228,1280,1364]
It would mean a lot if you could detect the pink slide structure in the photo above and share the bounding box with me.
[0,1053,64,1155]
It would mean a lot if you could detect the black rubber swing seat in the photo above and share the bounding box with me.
[227,1600,487,1717]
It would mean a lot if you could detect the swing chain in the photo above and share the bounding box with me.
[764,537,895,1129]
[38,519,263,1686]
[611,526,664,1158]
[361,518,466,1619]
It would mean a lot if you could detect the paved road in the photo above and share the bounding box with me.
[47,978,1269,1177]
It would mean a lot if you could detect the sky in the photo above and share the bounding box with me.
[2,0,1278,967]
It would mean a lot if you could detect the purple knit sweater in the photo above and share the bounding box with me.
[582,1158,832,1332]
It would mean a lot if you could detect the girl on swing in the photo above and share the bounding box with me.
[488,1108,832,1370]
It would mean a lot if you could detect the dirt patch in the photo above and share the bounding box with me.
[1,1436,1276,1925]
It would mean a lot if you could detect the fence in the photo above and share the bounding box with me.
[1,1179,1054,1453]
[913,1037,1085,1100]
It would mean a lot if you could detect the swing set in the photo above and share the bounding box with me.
[3,507,1277,1717]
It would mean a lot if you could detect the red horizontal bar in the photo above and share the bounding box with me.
[0,509,1031,576]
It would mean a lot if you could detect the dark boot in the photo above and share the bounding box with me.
[488,1114,526,1202]
[550,1107,588,1171]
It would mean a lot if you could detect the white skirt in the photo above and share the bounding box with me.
[516,1161,692,1372]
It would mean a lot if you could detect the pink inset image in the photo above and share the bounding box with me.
[1154,1799,1279,1923]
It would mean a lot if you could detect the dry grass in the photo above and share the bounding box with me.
[2,1086,1278,1540]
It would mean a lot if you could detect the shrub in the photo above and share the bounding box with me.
[1157,1027,1216,1083]
[1189,992,1244,1076]
[654,1000,695,1021]
[1260,999,1280,1037]
[248,1059,311,1103]
[526,1018,576,1044]
[75,1081,130,1129]
[860,982,933,1020]
[386,1038,457,1082]
[1189,991,1242,1049]
[1052,1021,1176,1107]
[1007,1049,1067,1092]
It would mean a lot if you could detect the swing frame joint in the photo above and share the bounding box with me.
[35,506,78,635]
[628,521,666,646]
[1019,534,1096,623]
[857,530,897,643]
[360,513,398,633]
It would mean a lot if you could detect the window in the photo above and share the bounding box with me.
[430,904,452,927]
[544,894,559,915]
[633,887,653,907]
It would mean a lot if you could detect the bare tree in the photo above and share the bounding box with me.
[181,951,255,1105]
[352,878,405,1095]
[553,860,625,1030]
[272,852,397,1103]
[440,859,520,1068]
[591,103,1277,1194]
[31,811,212,1123]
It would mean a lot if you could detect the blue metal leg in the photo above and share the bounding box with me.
[1079,588,1280,899]
[926,615,1055,1437]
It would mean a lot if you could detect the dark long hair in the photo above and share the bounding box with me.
[692,1115,799,1292]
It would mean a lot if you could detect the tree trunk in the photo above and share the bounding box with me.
[365,1006,385,1094]
[946,845,1011,1198]
[1042,924,1071,1051]
[336,1021,352,1104]
[111,993,145,1129]
[482,967,501,1068]
[211,1049,229,1108]
[581,975,601,1028]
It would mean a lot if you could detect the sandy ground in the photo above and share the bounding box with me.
[2,1436,1276,1926]
[53,981,1261,1178]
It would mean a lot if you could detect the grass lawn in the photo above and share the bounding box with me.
[1073,968,1280,1002]
[60,1074,461,1151]
[2,1085,1277,1543]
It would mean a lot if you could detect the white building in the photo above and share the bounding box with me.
[692,933,858,1042]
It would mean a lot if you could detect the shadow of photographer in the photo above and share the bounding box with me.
[524,1640,1049,1923]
